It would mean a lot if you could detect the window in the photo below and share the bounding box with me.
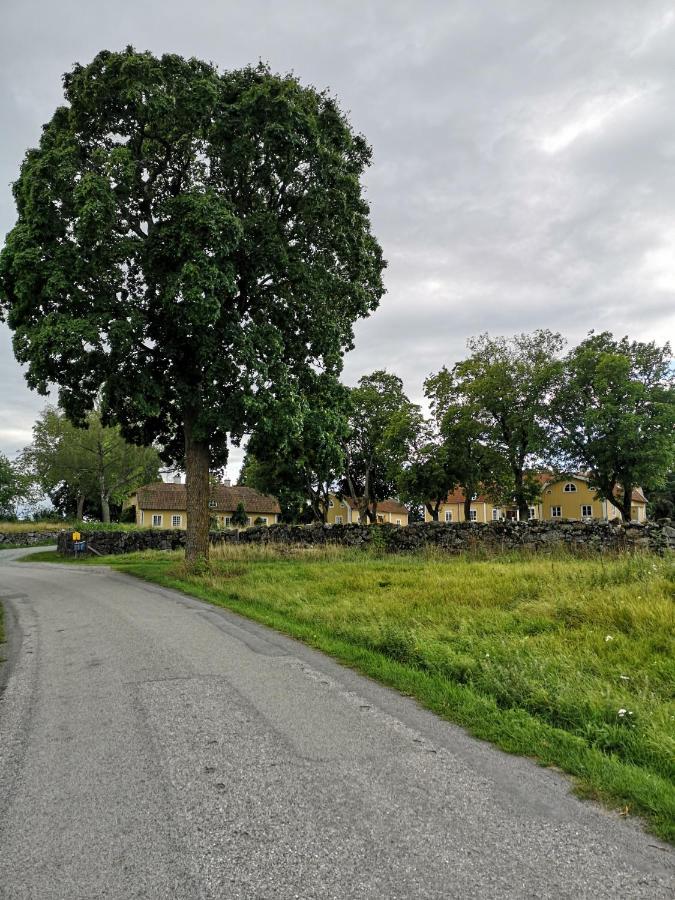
[492,508,500,521]
[171,515,181,527]
[396,518,401,526]
[445,510,452,522]
[140,510,144,525]
[208,499,217,509]
[563,483,577,493]
[528,508,537,520]
[469,509,477,521]
[335,515,343,524]
[246,517,252,526]
[471,493,478,501]
[581,505,592,518]
[329,499,334,507]
[152,514,162,527]
[551,506,561,518]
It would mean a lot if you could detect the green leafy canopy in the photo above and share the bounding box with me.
[0,48,386,467]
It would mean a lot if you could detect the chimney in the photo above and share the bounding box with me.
[173,474,182,484]
[223,478,231,487]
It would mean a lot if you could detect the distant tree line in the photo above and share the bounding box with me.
[0,407,161,522]
[242,330,674,524]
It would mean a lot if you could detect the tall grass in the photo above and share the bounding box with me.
[31,544,675,841]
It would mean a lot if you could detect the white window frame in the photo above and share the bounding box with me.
[581,505,592,518]
[528,507,537,520]
[469,509,477,521]
[445,510,452,522]
[171,514,182,527]
[152,514,162,527]
[396,518,401,526]
[208,499,217,509]
[335,515,343,524]
[492,508,500,521]
[551,506,562,518]
[563,483,577,493]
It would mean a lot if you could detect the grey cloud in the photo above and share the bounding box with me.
[1,0,674,480]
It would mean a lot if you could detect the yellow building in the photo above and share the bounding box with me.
[129,482,281,528]
[535,475,647,523]
[424,475,648,524]
[424,489,508,523]
[325,494,409,526]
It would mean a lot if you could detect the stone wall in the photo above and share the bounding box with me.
[56,519,675,556]
[0,530,63,548]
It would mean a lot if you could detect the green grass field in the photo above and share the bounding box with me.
[25,544,675,841]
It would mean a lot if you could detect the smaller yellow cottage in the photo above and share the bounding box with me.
[128,481,281,528]
[325,495,409,526]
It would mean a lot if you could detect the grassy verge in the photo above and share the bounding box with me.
[27,544,675,842]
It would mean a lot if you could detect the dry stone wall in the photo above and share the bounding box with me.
[0,531,63,547]
[56,519,675,556]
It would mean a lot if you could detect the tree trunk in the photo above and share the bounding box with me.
[426,502,439,521]
[620,485,633,522]
[513,469,529,520]
[76,493,85,521]
[184,413,210,563]
[100,493,110,524]
[463,494,472,522]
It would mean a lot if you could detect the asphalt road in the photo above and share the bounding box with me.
[0,547,672,899]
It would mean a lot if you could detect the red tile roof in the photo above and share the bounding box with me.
[135,482,281,514]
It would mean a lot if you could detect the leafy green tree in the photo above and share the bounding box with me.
[231,502,248,527]
[343,371,420,523]
[23,406,161,521]
[551,333,674,521]
[397,422,455,521]
[0,48,385,561]
[0,453,31,519]
[424,368,510,520]
[646,471,674,520]
[244,373,349,522]
[239,451,306,523]
[452,331,565,519]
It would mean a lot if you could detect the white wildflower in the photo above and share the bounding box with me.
[618,708,627,717]
[605,635,613,642]
[619,675,630,681]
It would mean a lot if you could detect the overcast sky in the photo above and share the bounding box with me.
[2,0,674,481]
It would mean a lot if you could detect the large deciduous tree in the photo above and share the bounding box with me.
[0,48,385,560]
[452,331,564,519]
[243,373,349,523]
[343,371,419,523]
[551,333,674,521]
[424,368,507,521]
[0,453,31,519]
[23,406,161,521]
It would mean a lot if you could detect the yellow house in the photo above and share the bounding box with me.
[535,475,648,523]
[424,489,509,524]
[129,482,281,528]
[424,475,648,524]
[325,494,409,526]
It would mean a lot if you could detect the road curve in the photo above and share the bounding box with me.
[0,548,672,899]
